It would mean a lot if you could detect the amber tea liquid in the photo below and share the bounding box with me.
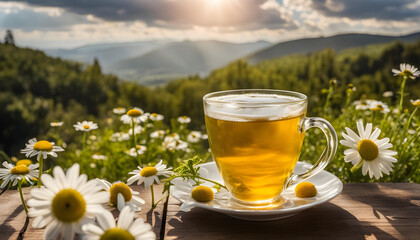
[204,94,306,203]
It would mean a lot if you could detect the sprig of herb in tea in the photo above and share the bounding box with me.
[163,156,226,194]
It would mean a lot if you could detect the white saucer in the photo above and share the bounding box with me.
[170,161,343,221]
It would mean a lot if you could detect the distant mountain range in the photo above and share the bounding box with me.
[107,40,270,85]
[45,40,172,68]
[44,32,420,85]
[247,32,420,64]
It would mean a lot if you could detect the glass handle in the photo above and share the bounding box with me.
[284,117,338,188]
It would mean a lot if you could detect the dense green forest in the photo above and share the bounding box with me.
[1,40,420,156]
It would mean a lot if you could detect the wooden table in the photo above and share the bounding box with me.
[1,183,419,240]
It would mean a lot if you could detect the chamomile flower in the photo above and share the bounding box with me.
[20,138,64,160]
[27,164,108,240]
[113,107,126,115]
[110,132,130,142]
[392,63,420,79]
[50,121,64,127]
[127,160,172,188]
[170,178,230,212]
[383,91,393,98]
[92,153,107,160]
[410,99,420,106]
[187,131,202,143]
[96,179,145,211]
[73,121,98,132]
[149,113,164,121]
[150,130,165,139]
[127,145,147,157]
[340,122,398,179]
[0,161,39,188]
[82,206,155,240]
[177,116,191,124]
[162,137,188,151]
[121,108,147,124]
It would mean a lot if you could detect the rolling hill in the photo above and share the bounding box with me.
[45,40,171,68]
[107,40,271,85]
[247,32,420,64]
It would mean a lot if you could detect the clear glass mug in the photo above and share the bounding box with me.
[203,89,337,207]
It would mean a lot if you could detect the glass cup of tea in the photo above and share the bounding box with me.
[203,89,338,207]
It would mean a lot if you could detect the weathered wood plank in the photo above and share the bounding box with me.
[164,183,420,240]
[0,184,166,240]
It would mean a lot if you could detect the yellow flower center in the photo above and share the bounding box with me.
[357,139,379,161]
[109,183,132,206]
[52,189,86,223]
[135,145,142,150]
[83,125,90,129]
[402,70,413,77]
[117,107,122,110]
[127,109,142,117]
[295,182,317,198]
[191,186,214,202]
[33,140,53,151]
[182,116,187,119]
[151,113,157,117]
[10,165,30,175]
[16,159,32,166]
[140,167,158,177]
[100,228,134,240]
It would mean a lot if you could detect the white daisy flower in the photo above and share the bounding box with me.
[121,108,147,124]
[113,107,126,115]
[73,121,98,132]
[353,99,390,113]
[127,160,172,188]
[0,161,39,188]
[410,99,420,106]
[27,164,109,240]
[392,63,420,79]
[150,130,165,139]
[50,121,64,127]
[127,145,147,157]
[162,137,188,151]
[20,138,64,160]
[82,206,155,240]
[187,131,202,143]
[340,122,398,179]
[149,113,164,121]
[95,179,145,211]
[177,116,191,124]
[201,134,208,140]
[382,91,393,98]
[170,178,230,212]
[128,125,144,135]
[92,153,107,160]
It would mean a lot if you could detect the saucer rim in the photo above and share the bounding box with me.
[170,161,343,215]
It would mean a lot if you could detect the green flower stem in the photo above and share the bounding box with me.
[351,158,364,173]
[0,150,11,162]
[198,176,227,190]
[82,132,87,151]
[18,179,28,214]
[154,194,168,209]
[398,76,407,119]
[405,105,418,134]
[37,154,43,188]
[150,184,156,210]
[131,119,136,148]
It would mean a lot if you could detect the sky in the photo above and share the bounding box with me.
[1,0,420,49]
